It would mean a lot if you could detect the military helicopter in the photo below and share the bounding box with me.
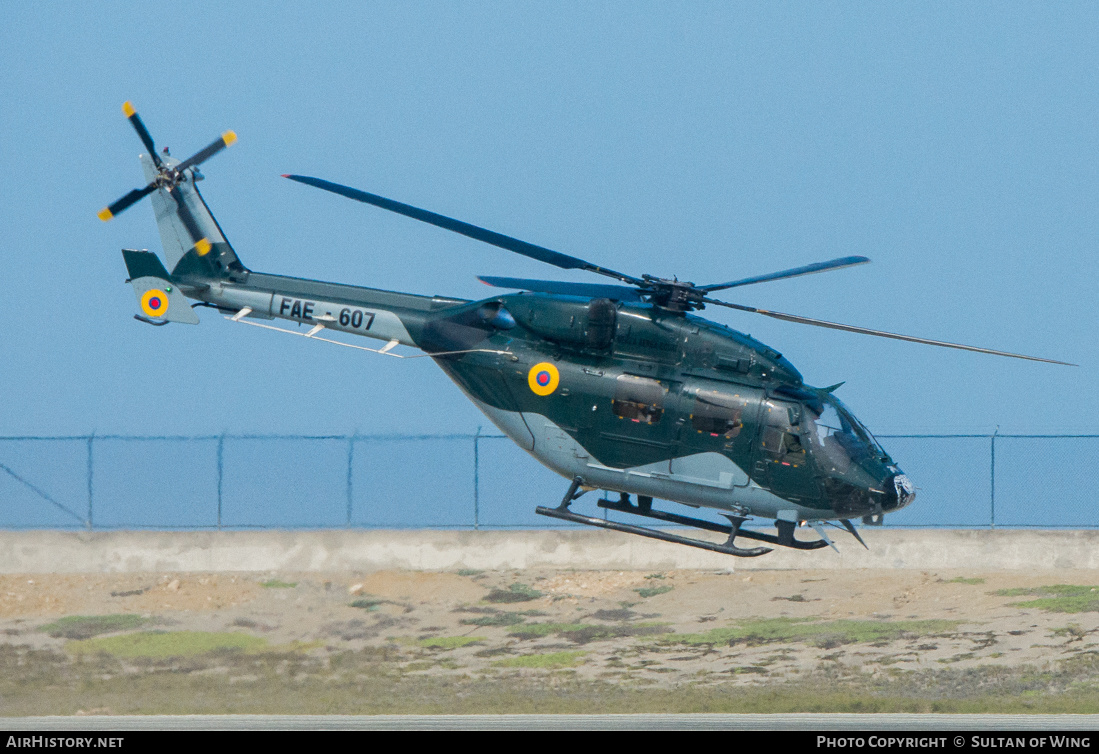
[99,104,1073,557]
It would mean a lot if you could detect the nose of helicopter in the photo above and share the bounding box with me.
[822,471,915,519]
[879,473,916,513]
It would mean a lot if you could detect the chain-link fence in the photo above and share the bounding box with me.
[0,433,1095,529]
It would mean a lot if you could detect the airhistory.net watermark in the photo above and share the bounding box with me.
[6,738,123,749]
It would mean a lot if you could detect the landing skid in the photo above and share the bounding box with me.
[596,494,831,552]
[534,478,830,558]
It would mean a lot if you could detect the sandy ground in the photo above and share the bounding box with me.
[2,567,1098,691]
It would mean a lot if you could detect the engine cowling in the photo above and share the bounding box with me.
[509,297,617,349]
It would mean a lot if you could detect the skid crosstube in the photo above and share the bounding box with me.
[596,496,830,551]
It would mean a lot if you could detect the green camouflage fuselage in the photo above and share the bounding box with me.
[177,265,913,523]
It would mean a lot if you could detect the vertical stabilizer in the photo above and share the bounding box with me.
[140,153,248,281]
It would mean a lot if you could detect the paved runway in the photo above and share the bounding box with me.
[3,714,1099,730]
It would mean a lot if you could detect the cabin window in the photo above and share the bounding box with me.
[690,389,745,439]
[760,428,806,457]
[760,400,806,458]
[612,375,666,424]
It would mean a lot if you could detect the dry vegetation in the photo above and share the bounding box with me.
[4,568,1099,715]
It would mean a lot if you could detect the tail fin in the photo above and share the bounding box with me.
[139,153,249,282]
[122,249,200,324]
[99,102,249,282]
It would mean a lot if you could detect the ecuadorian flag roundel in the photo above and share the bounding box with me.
[141,289,169,318]
[528,362,560,396]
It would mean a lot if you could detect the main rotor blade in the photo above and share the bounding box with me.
[478,276,644,301]
[701,256,871,293]
[704,298,1076,365]
[175,130,237,174]
[98,182,157,221]
[283,174,645,286]
[122,101,161,169]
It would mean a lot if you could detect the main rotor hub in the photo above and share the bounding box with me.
[641,276,706,312]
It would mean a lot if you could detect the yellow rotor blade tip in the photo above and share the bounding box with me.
[97,207,113,221]
[122,101,136,117]
[195,238,212,256]
[222,130,237,146]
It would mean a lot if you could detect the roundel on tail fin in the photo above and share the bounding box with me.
[141,288,169,318]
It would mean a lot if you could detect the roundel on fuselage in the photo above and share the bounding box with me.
[528,362,560,396]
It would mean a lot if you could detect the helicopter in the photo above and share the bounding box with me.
[99,104,1073,557]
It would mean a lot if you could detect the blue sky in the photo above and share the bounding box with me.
[1,1,1095,438]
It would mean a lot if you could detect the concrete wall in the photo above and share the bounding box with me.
[1,529,1097,572]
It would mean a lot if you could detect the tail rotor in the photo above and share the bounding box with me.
[98,101,236,257]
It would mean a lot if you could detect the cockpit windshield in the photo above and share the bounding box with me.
[805,395,887,470]
[830,396,888,457]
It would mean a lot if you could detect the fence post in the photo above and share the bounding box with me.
[990,429,998,529]
[346,433,355,529]
[473,426,481,530]
[217,433,225,530]
[85,434,94,530]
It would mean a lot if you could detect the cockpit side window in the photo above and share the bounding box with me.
[612,375,666,425]
[831,398,889,457]
[814,403,846,440]
[690,389,745,439]
[807,400,864,470]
